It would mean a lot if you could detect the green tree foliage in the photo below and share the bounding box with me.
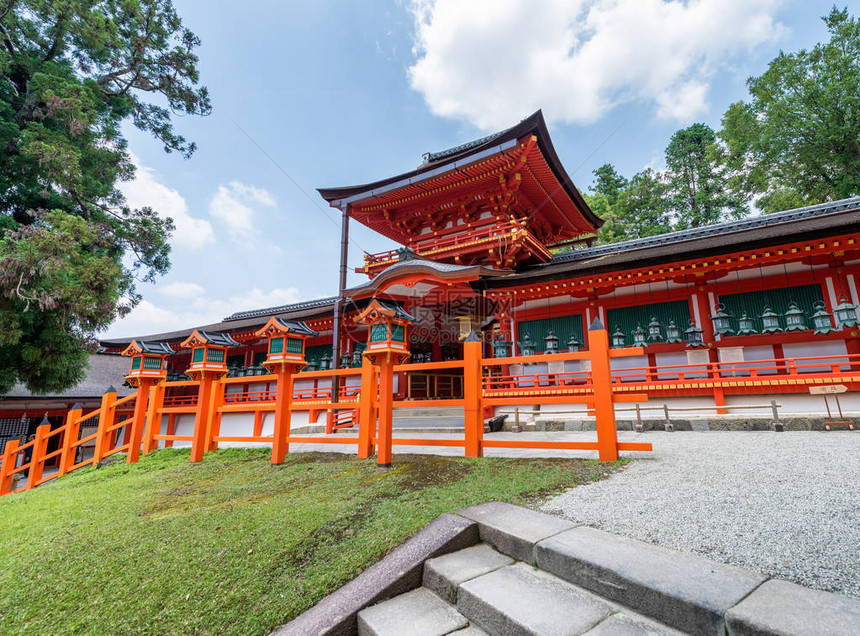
[721,7,860,212]
[664,123,747,227]
[0,0,210,394]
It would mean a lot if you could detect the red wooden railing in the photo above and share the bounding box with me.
[4,342,859,495]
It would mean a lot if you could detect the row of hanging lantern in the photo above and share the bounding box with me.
[610,318,703,349]
[710,297,859,337]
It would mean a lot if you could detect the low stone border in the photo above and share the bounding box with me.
[274,513,478,636]
[274,502,860,635]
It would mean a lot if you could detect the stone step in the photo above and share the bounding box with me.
[534,526,767,635]
[457,561,613,635]
[395,407,463,418]
[423,543,514,604]
[357,587,470,636]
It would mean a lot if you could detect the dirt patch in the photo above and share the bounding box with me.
[387,454,471,491]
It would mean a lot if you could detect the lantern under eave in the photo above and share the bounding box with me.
[811,301,837,335]
[355,298,419,365]
[834,297,860,329]
[179,329,240,379]
[121,340,173,387]
[253,317,319,373]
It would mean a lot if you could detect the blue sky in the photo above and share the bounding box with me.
[105,0,835,338]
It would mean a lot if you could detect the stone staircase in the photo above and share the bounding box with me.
[393,406,465,434]
[279,502,860,636]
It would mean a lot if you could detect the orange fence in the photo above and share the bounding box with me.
[7,328,860,495]
[0,388,140,495]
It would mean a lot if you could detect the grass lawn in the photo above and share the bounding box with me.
[0,448,625,635]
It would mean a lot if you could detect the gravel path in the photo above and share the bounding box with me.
[541,431,860,599]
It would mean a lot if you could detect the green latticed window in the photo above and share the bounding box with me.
[192,348,205,363]
[607,300,691,346]
[391,324,405,342]
[131,356,141,370]
[207,348,225,363]
[370,323,388,343]
[718,284,824,331]
[269,337,284,355]
[517,315,584,352]
[286,337,303,353]
[143,356,162,370]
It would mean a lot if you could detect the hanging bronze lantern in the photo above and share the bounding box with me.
[685,320,705,347]
[320,352,331,370]
[811,301,837,335]
[834,296,860,329]
[544,330,559,354]
[664,319,683,344]
[783,302,808,331]
[737,312,757,336]
[760,306,782,334]
[567,333,581,353]
[646,316,663,342]
[352,349,363,368]
[611,327,626,348]
[710,303,734,335]
[631,324,647,347]
[340,351,351,369]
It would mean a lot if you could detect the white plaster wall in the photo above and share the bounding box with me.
[610,354,648,382]
[654,351,689,380]
[782,340,849,372]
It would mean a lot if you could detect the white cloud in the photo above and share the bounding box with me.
[120,154,216,249]
[408,0,786,129]
[209,181,276,245]
[103,286,305,339]
[159,281,206,298]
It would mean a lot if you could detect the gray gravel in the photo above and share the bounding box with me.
[541,431,860,599]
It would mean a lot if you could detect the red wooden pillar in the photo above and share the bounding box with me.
[206,379,225,452]
[165,413,176,447]
[190,374,216,463]
[358,358,377,459]
[126,380,154,464]
[253,410,264,438]
[26,423,51,490]
[376,361,394,467]
[59,405,83,475]
[0,440,20,495]
[142,383,165,454]
[588,321,619,462]
[93,387,117,464]
[463,332,483,458]
[271,367,295,464]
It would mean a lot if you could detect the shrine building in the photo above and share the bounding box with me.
[99,110,860,435]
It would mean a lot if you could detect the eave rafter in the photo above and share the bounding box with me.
[485,236,860,302]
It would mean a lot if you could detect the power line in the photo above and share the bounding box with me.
[232,119,369,256]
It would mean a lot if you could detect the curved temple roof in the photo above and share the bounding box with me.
[317,110,603,245]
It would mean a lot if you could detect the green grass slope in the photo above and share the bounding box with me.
[0,449,624,634]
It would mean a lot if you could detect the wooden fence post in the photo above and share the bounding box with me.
[93,387,118,464]
[142,382,165,454]
[376,360,395,467]
[126,382,152,464]
[358,358,376,459]
[271,368,295,464]
[59,405,83,475]
[0,440,20,495]
[205,379,225,452]
[463,332,484,459]
[587,320,619,462]
[26,422,51,490]
[190,375,216,462]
